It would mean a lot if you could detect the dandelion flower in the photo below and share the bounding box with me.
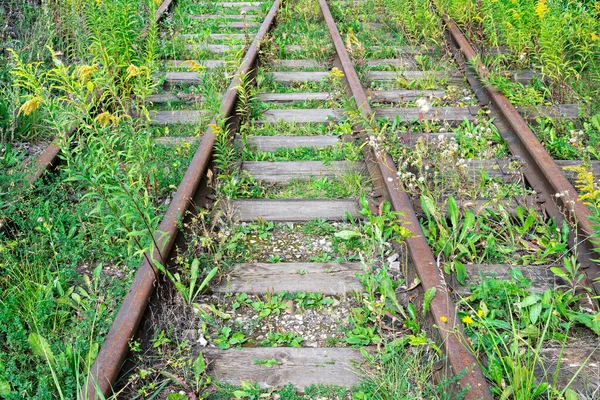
[477,309,484,317]
[19,96,42,116]
[440,316,448,323]
[592,33,599,42]
[462,315,474,326]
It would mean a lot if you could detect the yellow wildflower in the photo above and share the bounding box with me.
[330,67,345,79]
[440,316,448,323]
[592,33,599,42]
[462,315,474,326]
[535,0,550,19]
[183,60,207,73]
[76,64,97,82]
[95,111,119,127]
[209,123,222,136]
[19,96,42,116]
[477,309,484,317]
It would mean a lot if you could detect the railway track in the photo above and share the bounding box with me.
[10,0,599,398]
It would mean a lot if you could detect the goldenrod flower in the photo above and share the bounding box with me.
[462,315,474,326]
[209,123,222,136]
[330,67,345,79]
[183,60,207,73]
[95,111,118,127]
[126,64,142,80]
[19,96,42,116]
[76,64,97,82]
[535,0,550,19]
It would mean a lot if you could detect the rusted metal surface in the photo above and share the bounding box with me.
[318,1,493,399]
[141,0,174,36]
[24,126,74,184]
[83,1,282,398]
[444,16,600,293]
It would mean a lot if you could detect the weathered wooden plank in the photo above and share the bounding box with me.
[227,21,261,28]
[271,70,461,84]
[241,161,365,183]
[237,135,340,151]
[256,92,330,102]
[285,44,304,52]
[210,33,247,40]
[149,110,209,125]
[500,69,539,84]
[165,59,224,69]
[203,347,365,389]
[517,104,580,121]
[147,93,205,103]
[538,341,600,394]
[368,22,385,29]
[256,109,341,124]
[221,1,262,6]
[229,199,359,221]
[272,59,324,69]
[367,70,463,84]
[367,89,445,102]
[449,264,562,296]
[155,136,201,145]
[221,1,263,6]
[214,262,364,294]
[555,160,600,179]
[185,44,242,54]
[366,58,418,68]
[271,71,329,84]
[164,71,201,84]
[411,196,538,218]
[180,33,246,41]
[374,106,479,122]
[190,14,258,20]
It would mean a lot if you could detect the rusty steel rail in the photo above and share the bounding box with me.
[318,0,493,398]
[83,1,282,398]
[141,0,175,36]
[22,0,174,186]
[442,15,600,294]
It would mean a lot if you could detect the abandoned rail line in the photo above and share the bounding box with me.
[9,0,600,398]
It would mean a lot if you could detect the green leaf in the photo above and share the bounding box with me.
[529,302,542,324]
[565,388,579,400]
[28,333,56,364]
[233,391,249,399]
[230,333,246,345]
[408,334,428,346]
[167,394,187,400]
[455,260,467,285]
[423,287,436,315]
[0,375,11,397]
[448,196,458,228]
[193,353,206,380]
[334,230,361,240]
[420,195,436,219]
[520,295,540,308]
[550,267,568,280]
